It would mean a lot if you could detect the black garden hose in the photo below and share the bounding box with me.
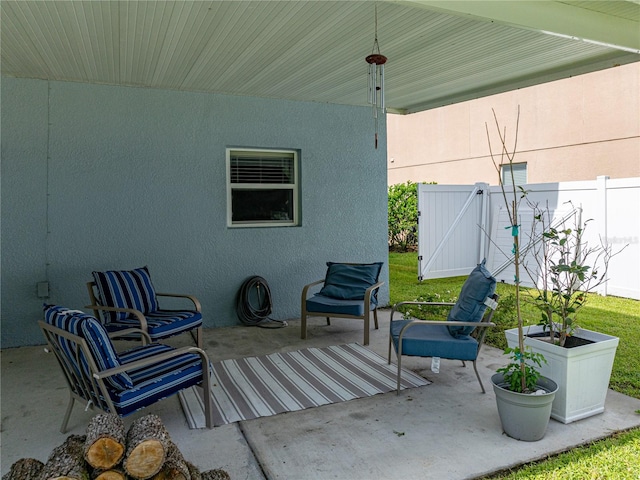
[236,276,287,328]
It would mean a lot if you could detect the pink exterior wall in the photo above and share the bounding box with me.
[388,62,640,186]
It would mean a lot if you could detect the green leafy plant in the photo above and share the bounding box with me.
[496,347,546,393]
[388,181,419,251]
[520,201,624,347]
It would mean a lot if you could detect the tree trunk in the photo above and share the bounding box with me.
[39,434,90,480]
[2,458,45,480]
[84,414,126,470]
[123,415,171,480]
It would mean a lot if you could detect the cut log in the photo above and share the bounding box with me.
[2,458,45,480]
[150,442,190,480]
[92,469,126,480]
[39,434,90,480]
[84,414,126,470]
[200,470,231,480]
[123,414,171,480]
[185,463,202,480]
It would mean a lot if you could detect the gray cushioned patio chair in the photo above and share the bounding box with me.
[301,262,384,346]
[389,260,499,394]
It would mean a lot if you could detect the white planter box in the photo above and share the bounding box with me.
[505,325,619,424]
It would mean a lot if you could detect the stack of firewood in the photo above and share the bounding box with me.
[2,414,230,480]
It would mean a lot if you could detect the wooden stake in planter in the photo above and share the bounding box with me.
[1,458,44,480]
[39,434,90,480]
[84,414,126,470]
[124,414,172,480]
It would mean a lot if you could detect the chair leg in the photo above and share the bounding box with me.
[301,314,307,340]
[396,352,402,395]
[200,370,214,429]
[192,326,203,350]
[373,308,379,330]
[60,394,76,433]
[326,317,331,325]
[472,360,486,394]
[363,315,370,346]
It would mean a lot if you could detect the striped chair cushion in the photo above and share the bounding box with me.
[102,310,203,341]
[109,343,205,416]
[43,305,133,390]
[92,266,159,323]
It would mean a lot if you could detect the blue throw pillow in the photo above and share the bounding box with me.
[92,266,159,323]
[318,262,383,300]
[447,260,497,338]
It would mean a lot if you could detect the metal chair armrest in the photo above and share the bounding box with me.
[364,281,385,311]
[84,305,148,331]
[390,301,456,322]
[108,328,152,344]
[398,319,495,338]
[301,279,325,300]
[93,345,211,380]
[156,292,201,312]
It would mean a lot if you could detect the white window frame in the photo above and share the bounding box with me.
[501,162,527,186]
[226,148,300,228]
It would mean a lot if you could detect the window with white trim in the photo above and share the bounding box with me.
[501,162,527,186]
[227,148,299,227]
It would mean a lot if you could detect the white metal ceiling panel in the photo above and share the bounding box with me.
[1,0,638,114]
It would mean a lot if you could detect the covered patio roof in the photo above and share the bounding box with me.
[2,0,639,114]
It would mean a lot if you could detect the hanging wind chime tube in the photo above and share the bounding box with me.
[365,5,387,149]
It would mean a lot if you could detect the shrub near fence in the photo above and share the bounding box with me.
[388,181,435,252]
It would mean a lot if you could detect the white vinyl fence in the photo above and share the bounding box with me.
[417,176,640,300]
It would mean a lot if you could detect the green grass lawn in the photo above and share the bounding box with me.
[388,252,640,479]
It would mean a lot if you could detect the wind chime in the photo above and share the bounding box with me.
[365,5,387,149]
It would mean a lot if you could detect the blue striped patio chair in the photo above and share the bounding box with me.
[40,305,213,432]
[86,266,203,348]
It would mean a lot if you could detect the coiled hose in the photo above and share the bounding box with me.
[236,276,287,328]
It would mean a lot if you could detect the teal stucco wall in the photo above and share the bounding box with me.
[1,77,389,348]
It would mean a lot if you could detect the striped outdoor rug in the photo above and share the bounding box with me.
[179,343,430,428]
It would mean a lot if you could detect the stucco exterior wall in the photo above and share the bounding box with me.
[388,62,640,186]
[1,77,389,348]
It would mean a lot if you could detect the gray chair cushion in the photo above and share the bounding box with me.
[391,320,479,361]
[447,259,496,338]
[318,262,383,300]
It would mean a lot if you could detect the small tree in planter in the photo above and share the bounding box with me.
[485,106,558,441]
[488,116,628,424]
[520,201,624,347]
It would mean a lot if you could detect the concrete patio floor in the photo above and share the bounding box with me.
[2,309,640,479]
